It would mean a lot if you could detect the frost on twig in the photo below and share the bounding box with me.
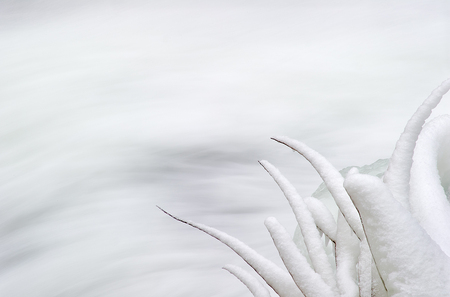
[223,265,272,297]
[303,196,337,244]
[162,79,450,297]
[335,212,359,297]
[265,217,336,297]
[259,160,338,295]
[270,137,365,241]
[157,206,302,297]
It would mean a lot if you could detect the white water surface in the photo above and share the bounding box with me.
[0,1,449,296]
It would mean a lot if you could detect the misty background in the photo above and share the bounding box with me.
[1,1,449,296]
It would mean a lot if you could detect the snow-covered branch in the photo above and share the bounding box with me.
[162,79,450,296]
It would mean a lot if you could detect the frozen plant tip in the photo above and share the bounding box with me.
[160,79,450,297]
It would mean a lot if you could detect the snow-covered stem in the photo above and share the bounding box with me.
[164,79,450,297]
[223,265,272,297]
[344,173,450,295]
[409,115,450,256]
[157,206,301,297]
[383,78,450,209]
[335,212,359,297]
[270,136,365,241]
[259,160,338,294]
[303,197,337,244]
[265,217,336,297]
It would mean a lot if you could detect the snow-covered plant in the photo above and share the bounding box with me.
[160,79,450,297]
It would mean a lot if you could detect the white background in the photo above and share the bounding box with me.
[0,1,449,296]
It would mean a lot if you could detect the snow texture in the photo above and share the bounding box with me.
[356,238,373,297]
[335,212,359,297]
[223,265,272,297]
[164,79,450,296]
[344,172,450,296]
[157,207,300,297]
[304,197,337,244]
[409,115,450,256]
[271,136,365,241]
[383,78,450,210]
[265,217,334,297]
[259,160,338,295]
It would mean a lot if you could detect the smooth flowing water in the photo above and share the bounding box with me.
[0,1,449,296]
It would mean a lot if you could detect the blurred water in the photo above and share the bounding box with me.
[0,1,449,296]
